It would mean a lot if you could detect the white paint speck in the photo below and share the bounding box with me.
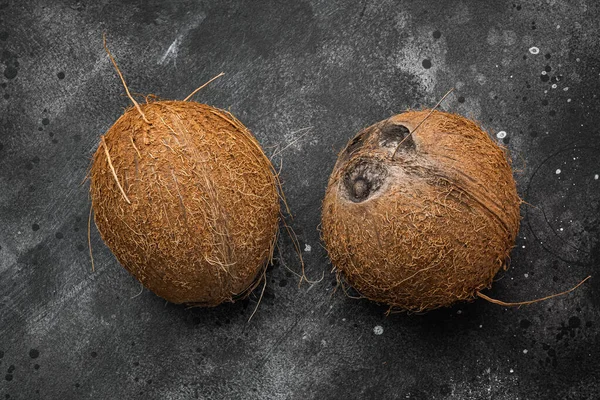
[556,169,561,174]
[304,244,312,252]
[496,131,507,139]
[595,174,599,180]
[479,324,483,328]
[524,273,529,278]
[552,84,557,89]
[529,47,540,54]
[563,87,569,91]
[523,349,528,354]
[509,369,514,374]
[373,325,384,335]
[560,227,564,231]
[567,98,572,102]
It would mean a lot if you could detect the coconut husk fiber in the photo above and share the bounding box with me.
[321,110,521,312]
[89,101,280,306]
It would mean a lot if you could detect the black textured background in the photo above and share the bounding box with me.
[1,1,599,399]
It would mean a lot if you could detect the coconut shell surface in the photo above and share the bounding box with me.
[321,110,521,312]
[90,101,279,306]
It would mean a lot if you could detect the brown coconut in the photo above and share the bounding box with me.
[321,110,521,312]
[90,101,279,306]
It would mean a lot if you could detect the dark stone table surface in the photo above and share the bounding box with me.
[1,1,599,399]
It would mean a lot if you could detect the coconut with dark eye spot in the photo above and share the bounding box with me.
[321,110,521,312]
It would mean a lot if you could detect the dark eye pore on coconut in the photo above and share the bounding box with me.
[322,105,589,312]
[89,37,279,306]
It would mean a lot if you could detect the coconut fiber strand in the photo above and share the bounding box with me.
[322,110,520,312]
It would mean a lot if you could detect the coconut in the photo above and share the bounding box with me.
[321,110,521,312]
[90,100,279,306]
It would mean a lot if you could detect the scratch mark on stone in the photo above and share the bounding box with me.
[158,12,207,66]
[160,36,182,65]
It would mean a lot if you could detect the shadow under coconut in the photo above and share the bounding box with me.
[335,282,502,335]
[128,258,284,331]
